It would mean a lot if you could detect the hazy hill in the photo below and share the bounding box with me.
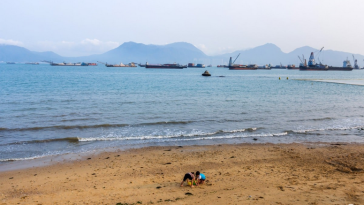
[0,44,63,62]
[76,42,208,64]
[213,43,286,65]
[215,44,364,66]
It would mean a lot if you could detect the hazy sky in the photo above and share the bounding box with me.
[1,0,363,57]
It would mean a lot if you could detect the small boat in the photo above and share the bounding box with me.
[207,64,212,67]
[202,70,211,76]
[25,62,39,65]
[6,62,15,64]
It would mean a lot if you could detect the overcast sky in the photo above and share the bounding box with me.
[1,0,363,57]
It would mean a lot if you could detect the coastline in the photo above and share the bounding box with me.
[1,142,363,204]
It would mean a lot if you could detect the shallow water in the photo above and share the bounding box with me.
[1,64,364,163]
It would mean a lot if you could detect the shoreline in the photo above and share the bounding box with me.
[1,142,363,204]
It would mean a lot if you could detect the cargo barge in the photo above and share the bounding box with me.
[228,54,257,70]
[146,63,187,69]
[287,64,298,70]
[327,59,353,71]
[299,48,352,71]
[188,63,205,68]
[50,62,88,66]
[271,64,287,69]
[299,52,328,71]
[98,61,136,67]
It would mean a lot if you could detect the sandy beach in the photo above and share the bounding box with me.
[1,143,363,205]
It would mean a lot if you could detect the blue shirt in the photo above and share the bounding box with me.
[198,173,206,180]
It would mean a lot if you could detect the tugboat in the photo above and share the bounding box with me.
[202,70,211,76]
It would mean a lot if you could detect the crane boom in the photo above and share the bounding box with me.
[298,56,303,63]
[233,53,240,64]
[97,61,107,65]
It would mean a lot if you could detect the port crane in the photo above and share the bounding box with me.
[316,47,324,65]
[298,55,307,66]
[97,61,107,65]
[233,53,240,64]
[352,55,359,69]
[298,56,304,64]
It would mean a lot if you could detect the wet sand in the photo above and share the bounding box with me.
[1,143,364,205]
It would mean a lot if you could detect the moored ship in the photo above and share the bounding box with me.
[146,62,187,69]
[42,60,88,66]
[138,63,146,67]
[299,52,328,71]
[327,59,353,71]
[228,54,257,70]
[50,62,88,66]
[98,61,136,67]
[271,64,287,69]
[287,64,297,70]
[6,62,15,64]
[25,62,39,65]
[188,63,205,68]
[257,65,271,70]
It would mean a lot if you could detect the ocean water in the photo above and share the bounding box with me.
[1,64,364,163]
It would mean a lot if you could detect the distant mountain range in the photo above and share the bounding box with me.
[0,44,63,62]
[1,42,363,67]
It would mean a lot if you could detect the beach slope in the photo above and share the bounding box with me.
[1,143,363,204]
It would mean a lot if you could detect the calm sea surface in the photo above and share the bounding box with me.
[1,64,364,163]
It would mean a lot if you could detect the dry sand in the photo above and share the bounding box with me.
[1,143,364,205]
